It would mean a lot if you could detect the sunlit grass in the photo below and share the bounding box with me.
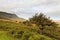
[0,20,59,40]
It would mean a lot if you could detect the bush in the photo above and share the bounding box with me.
[29,13,57,27]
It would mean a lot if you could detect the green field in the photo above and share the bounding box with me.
[0,20,60,40]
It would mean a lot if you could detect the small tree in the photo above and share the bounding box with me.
[29,13,58,34]
[29,13,57,26]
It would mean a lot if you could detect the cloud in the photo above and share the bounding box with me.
[0,0,45,11]
[0,0,60,20]
[0,0,60,12]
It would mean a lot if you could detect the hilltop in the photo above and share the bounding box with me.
[0,11,26,22]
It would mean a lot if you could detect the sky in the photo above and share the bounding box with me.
[0,0,60,20]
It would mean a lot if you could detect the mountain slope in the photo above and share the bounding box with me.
[0,20,56,40]
[0,11,26,22]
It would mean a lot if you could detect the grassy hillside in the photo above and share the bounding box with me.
[0,11,25,22]
[0,13,60,40]
[0,20,58,40]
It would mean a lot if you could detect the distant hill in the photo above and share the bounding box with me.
[54,20,60,24]
[0,11,26,22]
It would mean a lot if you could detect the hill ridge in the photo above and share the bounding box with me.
[0,11,26,22]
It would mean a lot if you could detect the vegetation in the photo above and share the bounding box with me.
[29,13,57,27]
[0,13,60,40]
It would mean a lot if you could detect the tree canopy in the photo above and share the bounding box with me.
[29,13,57,27]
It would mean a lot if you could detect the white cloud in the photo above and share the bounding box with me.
[0,0,60,20]
[0,0,46,11]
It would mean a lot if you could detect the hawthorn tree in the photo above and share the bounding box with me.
[29,13,58,33]
[29,13,57,27]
